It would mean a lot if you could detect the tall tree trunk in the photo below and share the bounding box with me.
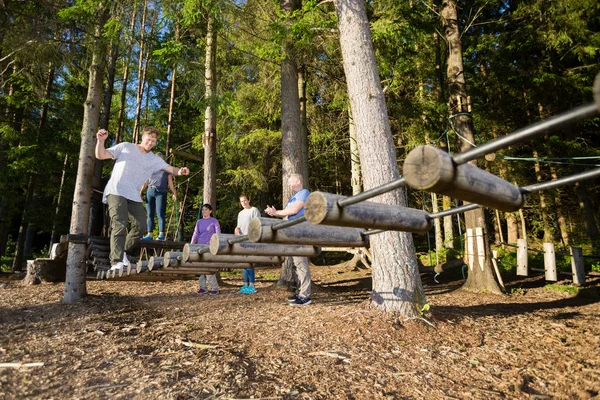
[64,8,108,303]
[432,193,443,261]
[349,106,362,195]
[116,2,138,143]
[203,10,217,208]
[278,0,305,287]
[132,0,149,143]
[297,64,309,182]
[165,21,179,157]
[532,149,553,242]
[506,212,518,243]
[442,195,456,259]
[575,182,600,256]
[280,0,305,203]
[549,164,569,246]
[441,0,501,294]
[335,0,426,316]
[50,144,71,247]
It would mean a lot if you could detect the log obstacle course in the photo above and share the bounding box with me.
[90,74,600,283]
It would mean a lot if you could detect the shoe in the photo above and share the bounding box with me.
[289,297,312,306]
[287,294,299,303]
[197,288,208,295]
[238,285,248,294]
[122,252,131,267]
[110,262,124,271]
[141,234,153,241]
[245,286,257,294]
[209,290,219,295]
[157,234,165,241]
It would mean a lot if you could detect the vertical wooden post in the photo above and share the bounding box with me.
[517,238,528,276]
[543,242,557,281]
[491,249,506,292]
[475,227,485,272]
[570,246,585,285]
[466,228,474,271]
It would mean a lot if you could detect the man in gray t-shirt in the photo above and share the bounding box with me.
[96,127,190,270]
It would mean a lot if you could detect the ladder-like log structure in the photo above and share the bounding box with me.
[210,234,321,256]
[305,191,432,233]
[248,217,368,247]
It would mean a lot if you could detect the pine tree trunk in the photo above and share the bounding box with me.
[335,0,426,316]
[165,20,179,157]
[441,0,501,294]
[297,64,309,182]
[132,0,149,143]
[506,212,518,243]
[349,106,362,195]
[203,10,217,208]
[532,149,553,242]
[116,3,138,143]
[575,183,600,256]
[549,164,569,246]
[64,8,108,303]
[280,0,305,203]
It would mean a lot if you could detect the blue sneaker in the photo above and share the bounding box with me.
[245,286,257,294]
[141,234,153,241]
[238,285,248,294]
[157,234,165,241]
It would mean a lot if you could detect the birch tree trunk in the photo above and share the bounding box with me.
[64,8,108,303]
[441,0,501,294]
[203,10,217,208]
[335,0,426,316]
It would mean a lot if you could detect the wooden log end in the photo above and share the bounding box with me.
[403,145,455,191]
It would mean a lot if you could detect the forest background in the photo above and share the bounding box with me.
[0,0,599,273]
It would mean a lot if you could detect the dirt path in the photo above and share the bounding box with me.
[0,265,599,399]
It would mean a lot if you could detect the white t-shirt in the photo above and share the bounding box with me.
[236,206,261,235]
[102,142,168,203]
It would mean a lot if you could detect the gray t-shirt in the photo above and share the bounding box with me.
[102,142,168,203]
[236,206,261,235]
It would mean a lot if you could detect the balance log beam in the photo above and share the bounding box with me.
[148,257,164,271]
[161,261,254,269]
[180,251,282,265]
[403,145,525,212]
[210,234,321,257]
[182,244,211,263]
[305,191,432,233]
[248,217,369,247]
[163,251,183,267]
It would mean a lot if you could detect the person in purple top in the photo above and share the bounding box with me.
[95,127,190,271]
[191,204,221,295]
[265,173,312,306]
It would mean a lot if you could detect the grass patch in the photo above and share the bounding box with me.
[545,283,579,296]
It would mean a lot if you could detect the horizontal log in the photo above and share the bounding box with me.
[163,251,183,267]
[403,145,525,212]
[210,234,322,256]
[160,261,254,269]
[182,244,211,263]
[305,191,432,233]
[148,257,164,271]
[248,217,368,247]
[136,260,148,274]
[132,239,186,250]
[151,267,234,275]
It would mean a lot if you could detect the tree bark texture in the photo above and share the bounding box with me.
[441,0,501,294]
[64,9,108,303]
[335,0,426,316]
[203,10,217,208]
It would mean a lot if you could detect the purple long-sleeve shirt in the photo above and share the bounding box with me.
[191,217,221,244]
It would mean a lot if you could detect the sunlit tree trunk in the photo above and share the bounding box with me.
[132,0,149,143]
[335,0,426,316]
[64,7,108,303]
[165,21,180,157]
[116,2,138,143]
[441,0,501,294]
[278,0,305,287]
[349,106,362,195]
[203,10,217,208]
